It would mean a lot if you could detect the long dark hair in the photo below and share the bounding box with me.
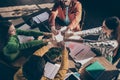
[23,55,45,80]
[0,21,12,50]
[104,16,120,58]
[104,16,120,44]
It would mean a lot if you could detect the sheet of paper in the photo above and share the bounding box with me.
[18,24,34,43]
[18,35,34,43]
[44,62,60,79]
[9,18,24,26]
[32,12,49,23]
[66,42,96,65]
[54,32,64,42]
[18,24,31,30]
[60,27,67,32]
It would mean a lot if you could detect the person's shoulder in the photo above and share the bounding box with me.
[76,1,82,6]
[72,0,82,7]
[9,35,17,40]
[8,36,18,44]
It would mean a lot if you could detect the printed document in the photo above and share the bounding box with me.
[44,62,60,79]
[32,12,49,23]
[66,42,96,65]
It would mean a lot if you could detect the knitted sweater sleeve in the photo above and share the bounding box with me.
[16,29,44,37]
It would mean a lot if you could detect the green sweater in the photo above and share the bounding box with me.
[3,29,47,62]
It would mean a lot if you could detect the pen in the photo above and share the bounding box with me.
[75,48,84,56]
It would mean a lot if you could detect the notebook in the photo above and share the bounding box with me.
[44,62,60,79]
[85,61,106,80]
[32,12,49,23]
[66,42,96,65]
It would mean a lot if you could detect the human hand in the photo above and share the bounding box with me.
[64,30,73,38]
[51,27,59,35]
[57,41,65,49]
[43,32,53,38]
[37,36,43,40]
[42,39,50,43]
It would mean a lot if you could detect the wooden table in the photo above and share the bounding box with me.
[0,3,53,19]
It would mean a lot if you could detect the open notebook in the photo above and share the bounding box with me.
[66,42,96,65]
[44,62,60,79]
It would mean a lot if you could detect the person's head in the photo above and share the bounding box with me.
[23,55,45,80]
[44,47,62,63]
[60,0,72,7]
[0,21,16,38]
[102,16,120,36]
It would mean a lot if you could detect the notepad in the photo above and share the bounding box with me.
[32,12,49,23]
[66,42,96,65]
[85,61,105,80]
[44,62,60,79]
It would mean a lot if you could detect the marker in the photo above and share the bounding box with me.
[75,48,84,56]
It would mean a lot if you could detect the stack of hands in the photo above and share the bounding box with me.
[41,26,83,47]
[51,26,71,35]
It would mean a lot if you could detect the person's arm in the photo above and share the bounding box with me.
[65,27,102,38]
[33,44,54,57]
[67,2,82,30]
[53,45,69,80]
[49,2,59,29]
[16,29,52,37]
[19,39,48,50]
[84,40,118,50]
[3,35,48,61]
[49,4,59,35]
[65,38,118,49]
